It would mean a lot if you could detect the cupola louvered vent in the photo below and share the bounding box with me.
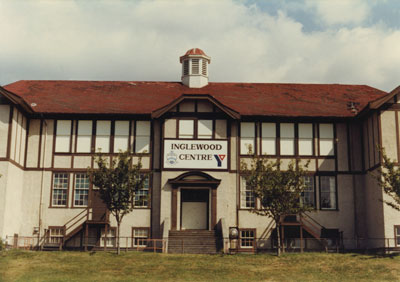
[183,60,189,75]
[202,59,207,76]
[192,59,199,74]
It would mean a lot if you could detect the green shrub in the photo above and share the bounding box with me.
[0,239,5,251]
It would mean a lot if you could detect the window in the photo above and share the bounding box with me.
[55,120,71,152]
[198,120,212,139]
[49,227,64,244]
[280,123,295,155]
[95,121,111,153]
[320,176,337,210]
[301,176,315,208]
[240,176,255,209]
[261,123,276,155]
[132,228,149,248]
[240,122,255,154]
[114,121,130,152]
[319,124,334,156]
[52,173,69,207]
[100,228,116,247]
[240,229,255,249]
[179,120,194,139]
[74,173,89,207]
[395,226,400,247]
[134,175,149,208]
[135,121,151,153]
[76,120,92,153]
[298,123,313,156]
[192,59,199,74]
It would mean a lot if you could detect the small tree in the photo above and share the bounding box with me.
[374,149,400,211]
[89,151,147,254]
[241,158,311,256]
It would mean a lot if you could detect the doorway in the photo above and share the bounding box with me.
[180,189,209,230]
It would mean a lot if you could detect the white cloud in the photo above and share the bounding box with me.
[306,0,371,25]
[0,0,399,92]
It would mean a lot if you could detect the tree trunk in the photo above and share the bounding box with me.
[117,221,121,255]
[276,220,281,256]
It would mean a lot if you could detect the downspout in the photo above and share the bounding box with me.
[37,117,47,248]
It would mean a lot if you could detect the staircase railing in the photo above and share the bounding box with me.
[63,207,91,241]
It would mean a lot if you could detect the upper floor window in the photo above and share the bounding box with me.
[240,122,255,154]
[95,121,111,153]
[76,120,92,153]
[178,119,213,139]
[114,121,130,152]
[261,123,276,155]
[135,121,151,153]
[298,123,313,156]
[319,124,334,156]
[55,120,72,153]
[134,175,149,208]
[280,123,295,156]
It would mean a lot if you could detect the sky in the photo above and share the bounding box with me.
[1,0,400,92]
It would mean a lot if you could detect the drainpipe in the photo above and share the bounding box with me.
[37,117,47,248]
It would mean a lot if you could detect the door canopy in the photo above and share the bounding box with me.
[168,171,221,189]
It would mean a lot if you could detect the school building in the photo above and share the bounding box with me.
[0,48,399,253]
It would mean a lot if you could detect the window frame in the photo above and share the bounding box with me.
[240,122,256,155]
[240,176,255,209]
[301,175,316,209]
[72,173,90,207]
[134,120,151,154]
[132,227,150,248]
[113,120,131,153]
[177,118,215,140]
[319,175,338,210]
[394,225,400,247]
[261,122,277,156]
[75,120,93,153]
[50,172,69,208]
[318,123,335,157]
[48,226,65,245]
[100,227,116,247]
[239,228,256,250]
[95,120,111,153]
[134,174,151,208]
[280,123,295,156]
[298,123,314,156]
[54,120,72,153]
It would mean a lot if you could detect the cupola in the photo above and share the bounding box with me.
[180,48,211,88]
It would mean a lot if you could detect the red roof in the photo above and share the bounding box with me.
[2,80,387,117]
[184,48,207,56]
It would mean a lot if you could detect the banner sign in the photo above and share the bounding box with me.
[163,139,228,169]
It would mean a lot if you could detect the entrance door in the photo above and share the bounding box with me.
[181,189,209,230]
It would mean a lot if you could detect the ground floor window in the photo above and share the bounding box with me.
[132,228,149,248]
[134,175,150,208]
[395,226,400,247]
[301,176,315,208]
[100,228,116,247]
[240,176,255,209]
[48,227,64,244]
[239,229,255,249]
[320,176,337,210]
[52,173,69,207]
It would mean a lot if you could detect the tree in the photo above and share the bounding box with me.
[374,148,400,211]
[241,158,311,256]
[89,151,147,254]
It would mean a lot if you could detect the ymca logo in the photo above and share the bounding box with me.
[214,154,226,167]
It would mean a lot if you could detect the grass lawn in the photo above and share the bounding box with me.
[0,250,399,282]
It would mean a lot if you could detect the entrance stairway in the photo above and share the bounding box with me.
[168,230,220,254]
